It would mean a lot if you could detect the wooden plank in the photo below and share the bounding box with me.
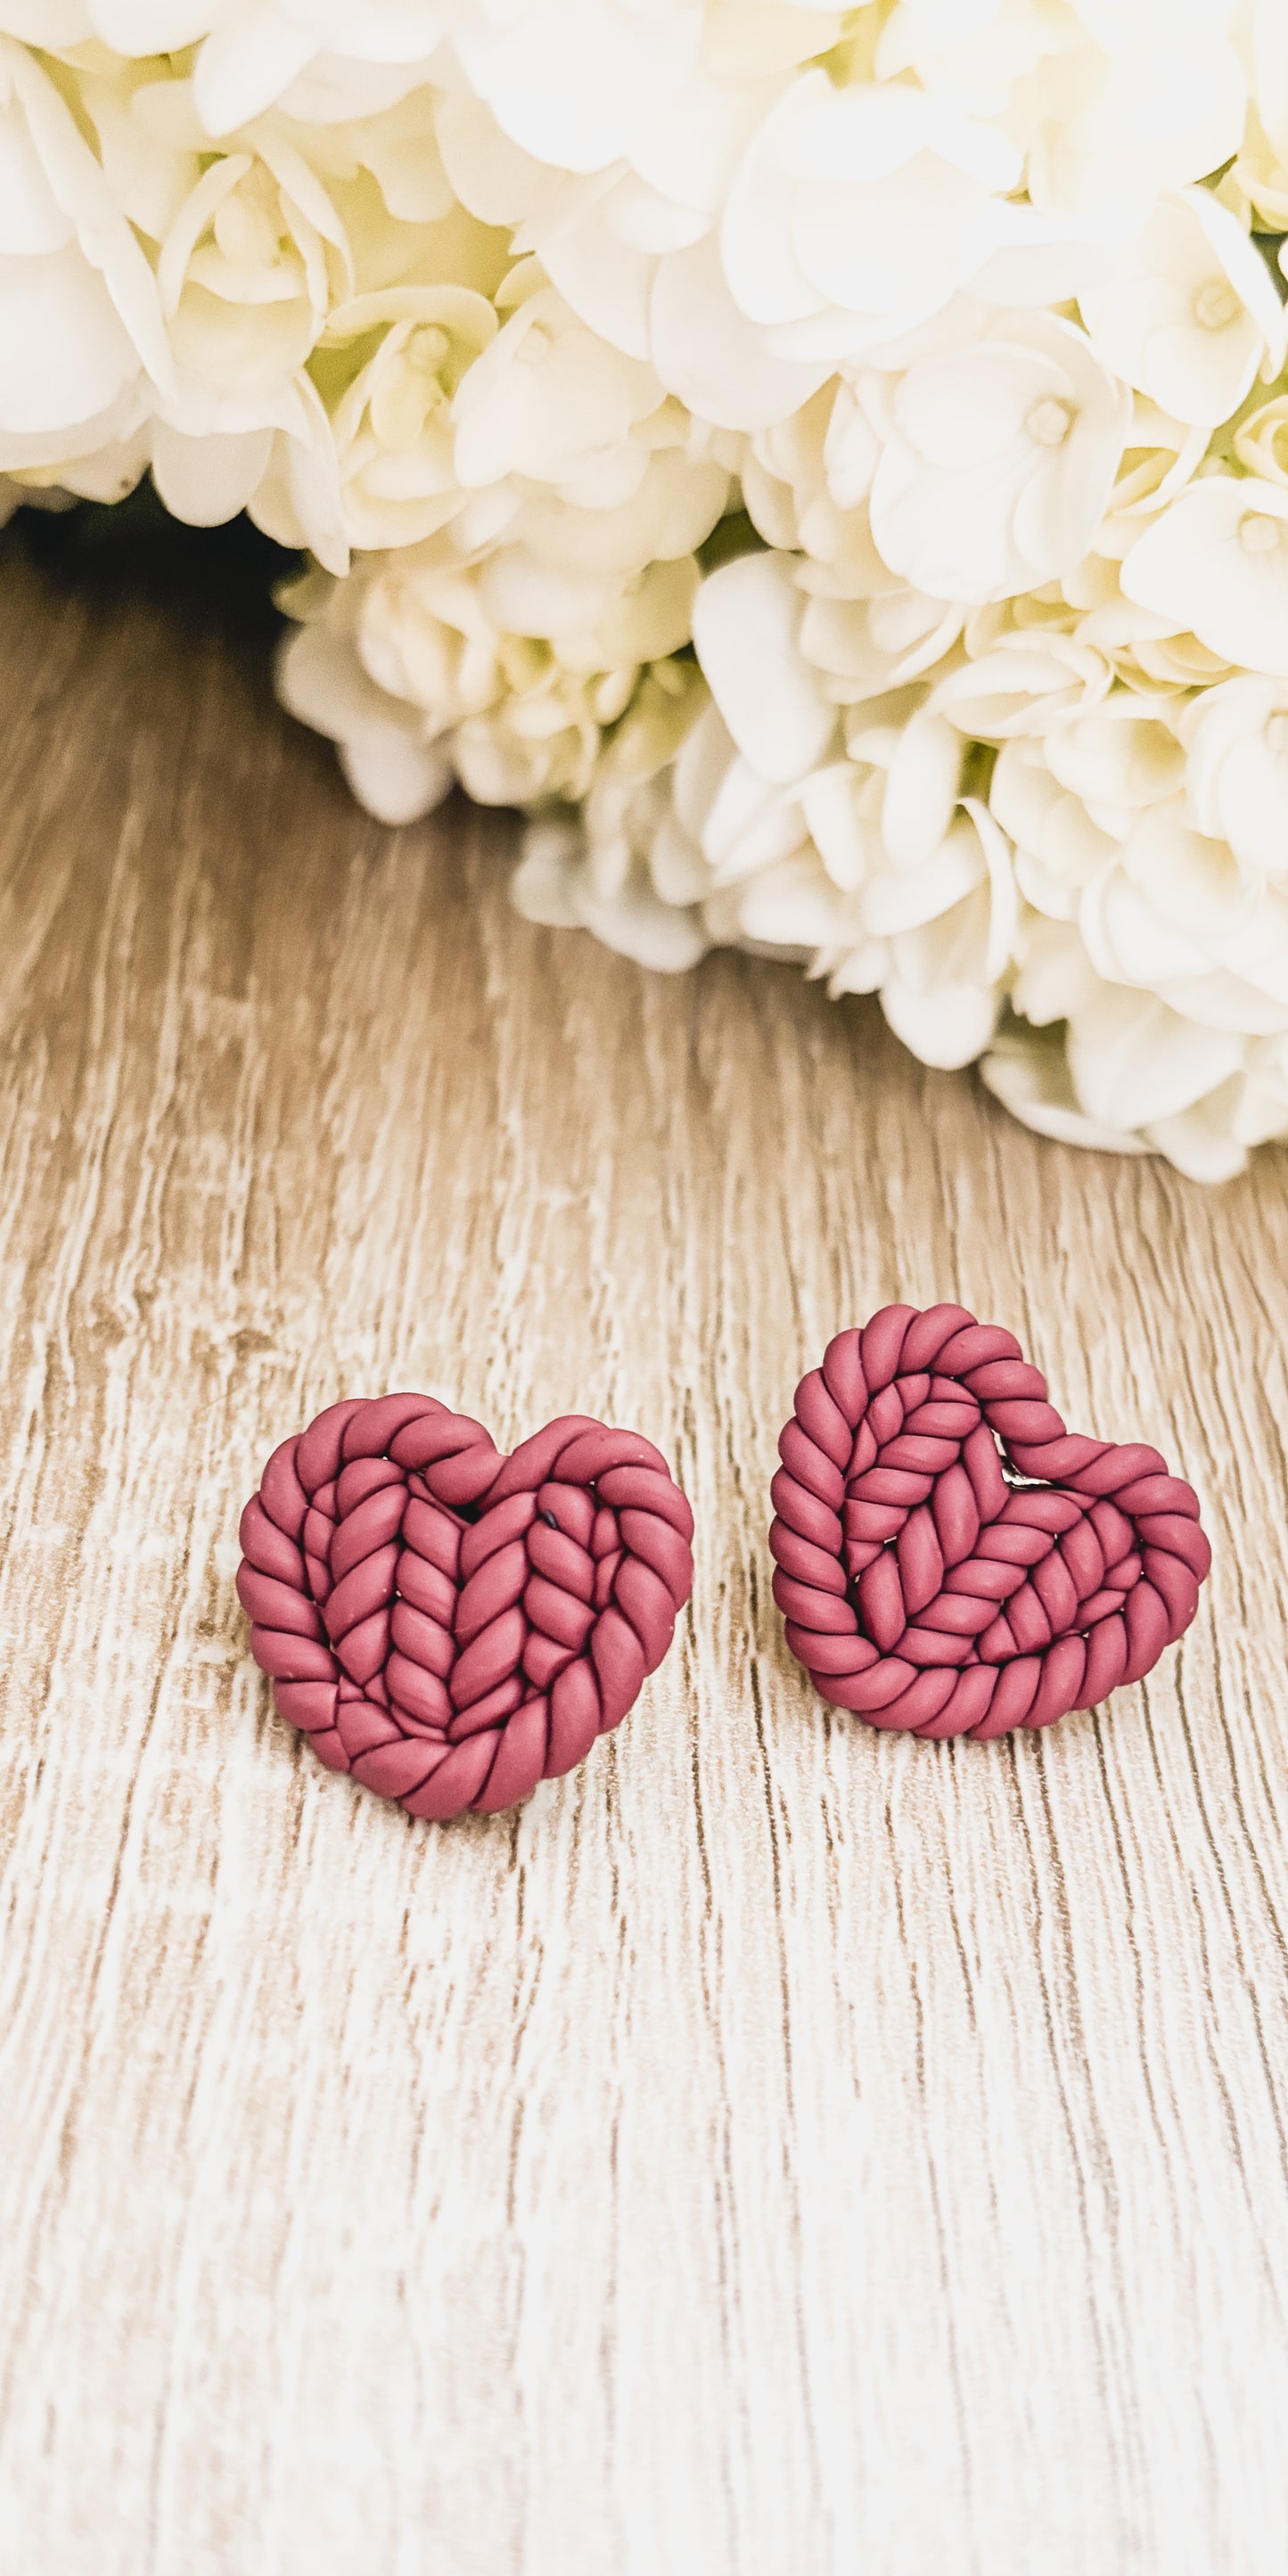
[2,516,1288,2575]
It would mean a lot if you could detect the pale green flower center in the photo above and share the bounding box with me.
[410,325,450,374]
[213,173,285,269]
[1026,397,1074,448]
[1193,277,1241,333]
[1240,513,1283,555]
[370,328,453,447]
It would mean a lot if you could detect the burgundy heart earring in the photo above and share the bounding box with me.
[237,1393,694,1818]
[769,1302,1210,1740]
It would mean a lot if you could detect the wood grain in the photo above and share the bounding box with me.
[3,513,1288,2576]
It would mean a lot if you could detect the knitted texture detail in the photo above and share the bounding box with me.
[769,1304,1210,1739]
[237,1395,694,1818]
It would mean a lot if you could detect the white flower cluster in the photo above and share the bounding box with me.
[7,3,1288,1177]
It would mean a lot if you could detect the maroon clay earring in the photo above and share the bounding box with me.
[237,1394,693,1818]
[769,1302,1210,1740]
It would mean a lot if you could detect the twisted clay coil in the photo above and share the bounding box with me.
[770,1304,1210,1739]
[238,1395,694,1818]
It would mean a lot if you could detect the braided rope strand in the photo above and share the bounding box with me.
[237,1394,694,1818]
[770,1305,1210,1740]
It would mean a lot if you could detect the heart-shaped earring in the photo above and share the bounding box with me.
[237,1394,694,1818]
[769,1303,1210,1740]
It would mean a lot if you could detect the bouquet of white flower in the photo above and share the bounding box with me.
[7,3,1288,1178]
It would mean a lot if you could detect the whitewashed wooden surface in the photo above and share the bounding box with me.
[3,519,1288,2576]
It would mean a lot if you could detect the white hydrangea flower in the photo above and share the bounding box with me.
[449,263,728,550]
[1234,106,1288,243]
[1023,4,1247,230]
[800,775,1019,1069]
[720,73,1026,367]
[985,683,1288,1175]
[690,546,839,781]
[525,67,771,362]
[875,0,1072,122]
[1079,797,1288,1035]
[1239,0,1288,170]
[741,378,877,561]
[297,247,728,568]
[982,1008,1288,1183]
[275,514,706,819]
[1234,393,1288,492]
[518,692,1017,1068]
[0,37,171,473]
[58,62,506,560]
[129,107,358,551]
[1089,393,1210,544]
[158,127,351,397]
[450,0,705,176]
[797,580,964,710]
[990,701,1187,920]
[1120,475,1288,681]
[275,556,457,822]
[317,283,497,550]
[1078,187,1284,429]
[1070,559,1235,699]
[693,759,1017,1070]
[867,311,1132,605]
[513,662,714,970]
[62,3,447,136]
[511,539,1020,1062]
[1180,674,1288,876]
[930,626,1113,740]
[436,60,839,431]
[685,548,1017,1058]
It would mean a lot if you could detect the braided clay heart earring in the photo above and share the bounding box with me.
[769,1303,1210,1741]
[237,1394,693,1819]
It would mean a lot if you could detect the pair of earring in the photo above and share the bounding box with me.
[236,1302,1210,1823]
